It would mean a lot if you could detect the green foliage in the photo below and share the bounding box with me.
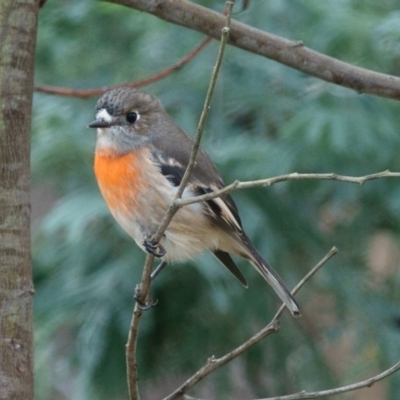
[33,1,400,399]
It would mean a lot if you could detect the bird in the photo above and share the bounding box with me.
[88,87,300,317]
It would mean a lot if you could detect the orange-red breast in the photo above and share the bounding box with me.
[88,88,300,317]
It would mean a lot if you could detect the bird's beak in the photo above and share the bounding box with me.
[87,119,111,128]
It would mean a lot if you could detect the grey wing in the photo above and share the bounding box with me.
[151,148,245,236]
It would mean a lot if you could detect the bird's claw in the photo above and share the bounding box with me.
[143,235,166,258]
[134,285,158,311]
[136,299,158,311]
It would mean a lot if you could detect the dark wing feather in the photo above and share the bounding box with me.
[193,186,243,233]
[213,250,247,287]
[159,163,185,187]
[153,152,243,233]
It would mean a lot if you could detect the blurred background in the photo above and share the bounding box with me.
[32,0,400,399]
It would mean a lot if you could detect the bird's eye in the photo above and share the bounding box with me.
[126,112,138,124]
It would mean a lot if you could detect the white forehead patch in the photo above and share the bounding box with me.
[95,108,113,122]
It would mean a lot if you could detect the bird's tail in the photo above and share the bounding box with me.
[241,236,301,318]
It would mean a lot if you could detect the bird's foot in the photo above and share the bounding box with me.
[143,235,166,258]
[134,285,158,311]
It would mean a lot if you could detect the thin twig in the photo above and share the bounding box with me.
[151,0,234,245]
[163,248,338,400]
[175,170,400,208]
[175,2,233,198]
[34,37,212,98]
[260,360,400,400]
[272,247,338,321]
[125,4,234,400]
[163,323,279,400]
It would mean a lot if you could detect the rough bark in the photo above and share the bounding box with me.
[0,1,39,399]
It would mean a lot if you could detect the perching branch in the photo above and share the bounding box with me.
[108,0,400,101]
[34,36,212,98]
[163,247,338,400]
[175,170,400,208]
[125,3,234,400]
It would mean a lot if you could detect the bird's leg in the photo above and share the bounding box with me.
[143,234,166,258]
[135,235,167,310]
[151,260,168,280]
[134,260,167,311]
[134,284,158,311]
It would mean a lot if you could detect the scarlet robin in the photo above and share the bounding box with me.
[88,87,300,317]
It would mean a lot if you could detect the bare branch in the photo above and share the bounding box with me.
[259,360,400,400]
[163,248,337,400]
[34,37,212,98]
[108,0,400,100]
[164,322,279,400]
[175,170,400,208]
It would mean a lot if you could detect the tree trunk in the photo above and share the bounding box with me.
[0,1,39,399]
